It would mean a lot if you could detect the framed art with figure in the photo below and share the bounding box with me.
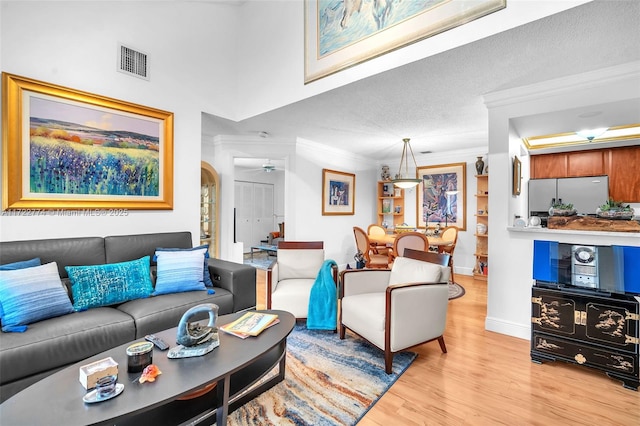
[322,168,355,215]
[304,0,506,83]
[2,73,174,211]
[416,163,466,231]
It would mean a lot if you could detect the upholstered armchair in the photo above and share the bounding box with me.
[339,250,451,373]
[266,241,338,319]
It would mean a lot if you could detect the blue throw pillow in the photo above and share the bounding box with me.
[153,250,207,295]
[0,258,41,270]
[66,256,153,311]
[154,245,214,287]
[0,262,74,332]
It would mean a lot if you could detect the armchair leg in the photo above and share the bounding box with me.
[384,351,393,374]
[339,324,345,339]
[437,336,447,353]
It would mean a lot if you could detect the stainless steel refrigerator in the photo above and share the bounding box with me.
[529,175,609,220]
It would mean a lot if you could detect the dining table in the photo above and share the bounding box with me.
[368,232,453,248]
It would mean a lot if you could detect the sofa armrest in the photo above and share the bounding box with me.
[339,269,391,298]
[207,258,256,312]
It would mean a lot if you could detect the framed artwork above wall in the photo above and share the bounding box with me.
[2,73,174,211]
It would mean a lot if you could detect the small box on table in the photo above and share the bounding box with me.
[79,357,118,390]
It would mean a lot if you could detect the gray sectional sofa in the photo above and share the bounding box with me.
[0,231,256,402]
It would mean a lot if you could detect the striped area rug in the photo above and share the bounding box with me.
[226,321,416,425]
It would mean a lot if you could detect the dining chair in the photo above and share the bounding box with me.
[388,232,429,264]
[438,226,459,281]
[367,224,389,255]
[353,226,389,269]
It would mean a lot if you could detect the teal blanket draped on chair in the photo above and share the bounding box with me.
[307,259,338,330]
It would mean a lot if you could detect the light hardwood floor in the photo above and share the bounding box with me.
[253,269,639,425]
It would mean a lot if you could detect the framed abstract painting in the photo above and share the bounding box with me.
[2,73,173,211]
[304,0,506,83]
[322,168,355,215]
[416,162,466,230]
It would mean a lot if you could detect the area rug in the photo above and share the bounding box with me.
[225,322,416,425]
[448,282,465,300]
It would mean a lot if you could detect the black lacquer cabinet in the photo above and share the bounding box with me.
[531,286,639,390]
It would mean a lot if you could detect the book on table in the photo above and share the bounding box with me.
[220,312,279,338]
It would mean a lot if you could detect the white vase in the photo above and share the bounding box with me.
[476,223,487,235]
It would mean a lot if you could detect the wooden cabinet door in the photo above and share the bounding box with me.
[607,146,640,202]
[530,154,567,178]
[567,150,605,177]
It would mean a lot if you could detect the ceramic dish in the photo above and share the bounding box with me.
[83,383,124,404]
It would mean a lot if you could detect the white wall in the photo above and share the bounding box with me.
[234,0,590,121]
[0,1,238,242]
[203,135,376,268]
[484,62,640,340]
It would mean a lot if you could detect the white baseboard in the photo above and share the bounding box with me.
[485,316,531,340]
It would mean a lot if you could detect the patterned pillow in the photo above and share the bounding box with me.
[154,245,214,287]
[66,256,153,311]
[153,250,207,295]
[0,258,41,270]
[0,262,74,332]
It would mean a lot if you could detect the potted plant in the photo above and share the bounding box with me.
[548,202,577,216]
[597,198,635,220]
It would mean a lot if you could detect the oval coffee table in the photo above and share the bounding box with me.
[0,310,295,426]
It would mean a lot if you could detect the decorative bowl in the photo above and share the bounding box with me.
[596,208,635,220]
[548,208,577,217]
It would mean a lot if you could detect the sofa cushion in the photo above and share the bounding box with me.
[0,237,105,279]
[66,256,153,310]
[104,232,192,265]
[117,288,234,338]
[153,251,207,295]
[154,245,214,287]
[388,256,442,285]
[0,258,41,270]
[0,262,74,332]
[0,308,134,385]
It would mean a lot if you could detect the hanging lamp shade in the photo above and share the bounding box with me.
[391,138,421,189]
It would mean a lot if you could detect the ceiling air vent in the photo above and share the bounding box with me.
[118,44,149,80]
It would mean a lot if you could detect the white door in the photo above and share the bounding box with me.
[234,181,275,252]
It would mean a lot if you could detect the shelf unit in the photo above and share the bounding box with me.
[474,174,488,280]
[377,181,404,230]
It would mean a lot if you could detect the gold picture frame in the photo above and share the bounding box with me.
[322,168,355,215]
[2,73,173,210]
[513,155,522,196]
[416,162,466,230]
[304,0,506,83]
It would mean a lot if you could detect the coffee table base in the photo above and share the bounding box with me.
[117,340,287,425]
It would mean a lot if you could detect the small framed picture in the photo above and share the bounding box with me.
[322,168,355,215]
[394,188,402,197]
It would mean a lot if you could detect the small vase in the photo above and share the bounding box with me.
[475,156,485,175]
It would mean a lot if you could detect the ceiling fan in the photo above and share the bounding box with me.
[262,159,276,173]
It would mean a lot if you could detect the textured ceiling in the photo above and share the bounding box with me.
[204,1,640,165]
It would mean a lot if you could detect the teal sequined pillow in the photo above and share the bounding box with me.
[66,256,153,311]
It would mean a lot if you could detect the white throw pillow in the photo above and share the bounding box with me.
[388,256,442,285]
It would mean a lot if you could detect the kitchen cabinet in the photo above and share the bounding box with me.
[530,145,640,202]
[531,286,639,390]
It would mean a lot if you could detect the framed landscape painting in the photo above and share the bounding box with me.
[416,162,466,230]
[2,73,173,210]
[304,0,506,83]
[322,168,355,215]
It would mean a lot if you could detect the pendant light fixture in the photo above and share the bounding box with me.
[391,138,421,189]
